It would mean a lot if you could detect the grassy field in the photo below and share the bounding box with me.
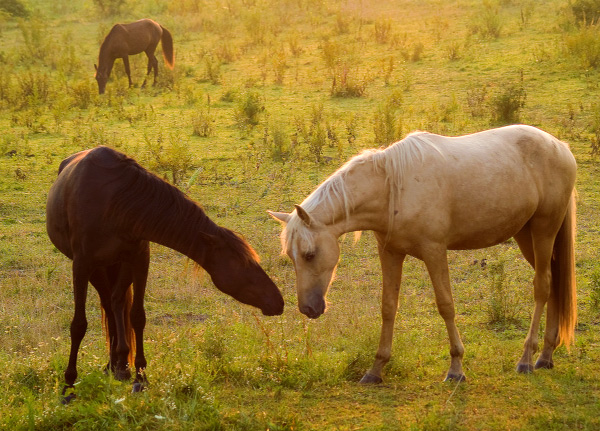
[1,0,600,429]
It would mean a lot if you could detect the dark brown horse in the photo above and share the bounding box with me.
[46,146,284,402]
[95,19,174,94]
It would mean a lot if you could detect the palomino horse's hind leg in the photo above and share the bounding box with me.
[423,246,466,382]
[360,243,405,384]
[63,258,90,403]
[516,225,556,373]
[131,243,150,392]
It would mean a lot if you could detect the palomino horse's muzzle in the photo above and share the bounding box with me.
[299,292,326,319]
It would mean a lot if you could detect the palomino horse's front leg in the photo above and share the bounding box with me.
[360,243,405,384]
[131,244,150,392]
[423,247,465,382]
[63,258,90,403]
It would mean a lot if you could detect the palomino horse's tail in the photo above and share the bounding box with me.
[101,285,135,367]
[552,191,577,348]
[160,26,174,69]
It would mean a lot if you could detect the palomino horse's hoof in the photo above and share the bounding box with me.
[516,363,534,374]
[534,359,554,370]
[359,373,383,384]
[444,373,466,383]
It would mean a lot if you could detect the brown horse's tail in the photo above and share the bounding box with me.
[101,285,136,367]
[551,191,577,349]
[160,26,174,69]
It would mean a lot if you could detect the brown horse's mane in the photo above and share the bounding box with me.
[99,148,259,265]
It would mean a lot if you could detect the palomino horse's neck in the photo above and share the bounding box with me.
[304,158,388,237]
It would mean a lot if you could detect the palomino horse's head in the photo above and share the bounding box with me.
[94,64,108,95]
[269,205,339,319]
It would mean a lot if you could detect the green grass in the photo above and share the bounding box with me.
[1,0,600,429]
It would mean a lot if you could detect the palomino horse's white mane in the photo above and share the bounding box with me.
[281,132,444,253]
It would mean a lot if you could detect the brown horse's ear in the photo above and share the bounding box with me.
[94,64,98,71]
[294,205,312,227]
[267,210,291,224]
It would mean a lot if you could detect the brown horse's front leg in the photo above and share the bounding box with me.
[361,245,405,384]
[131,244,150,393]
[423,247,466,382]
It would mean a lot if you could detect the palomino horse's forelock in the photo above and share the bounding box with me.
[280,131,444,251]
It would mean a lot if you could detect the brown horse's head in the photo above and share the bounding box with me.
[202,230,284,316]
[269,205,339,319]
[94,64,108,95]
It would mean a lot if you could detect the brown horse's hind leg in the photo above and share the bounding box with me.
[122,56,133,87]
[423,246,465,382]
[63,258,90,403]
[142,51,159,88]
[361,243,405,384]
[110,266,135,381]
[131,243,150,392]
[90,267,119,373]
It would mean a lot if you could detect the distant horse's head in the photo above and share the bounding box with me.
[94,64,108,95]
[202,229,284,316]
[269,205,339,319]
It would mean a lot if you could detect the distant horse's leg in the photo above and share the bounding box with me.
[122,56,133,87]
[361,242,405,384]
[63,258,90,403]
[423,247,465,382]
[142,51,159,87]
[516,224,556,374]
[131,243,150,392]
[111,266,134,381]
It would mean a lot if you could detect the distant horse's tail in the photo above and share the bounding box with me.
[160,26,174,69]
[101,285,135,367]
[551,191,577,348]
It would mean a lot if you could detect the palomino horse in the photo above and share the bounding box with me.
[46,146,283,402]
[270,125,576,383]
[94,19,174,94]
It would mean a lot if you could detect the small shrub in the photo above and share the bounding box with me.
[93,0,126,17]
[204,54,221,84]
[0,0,29,17]
[570,0,600,25]
[486,259,521,326]
[331,64,369,98]
[489,77,526,124]
[235,91,265,129]
[70,80,97,109]
[373,94,403,146]
[192,108,214,137]
[374,19,392,44]
[143,131,195,185]
[564,24,600,68]
[589,270,600,309]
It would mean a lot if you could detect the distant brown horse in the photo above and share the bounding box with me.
[46,146,283,403]
[94,19,174,94]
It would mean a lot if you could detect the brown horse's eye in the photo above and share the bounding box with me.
[303,251,316,262]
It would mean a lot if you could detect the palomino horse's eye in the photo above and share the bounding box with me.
[303,251,316,262]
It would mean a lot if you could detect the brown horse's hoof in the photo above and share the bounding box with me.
[132,382,145,393]
[444,373,466,383]
[534,359,554,370]
[516,363,534,374]
[61,385,76,405]
[359,373,383,384]
[114,368,132,381]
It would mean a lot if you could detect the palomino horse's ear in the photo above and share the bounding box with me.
[267,210,291,224]
[294,204,312,227]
